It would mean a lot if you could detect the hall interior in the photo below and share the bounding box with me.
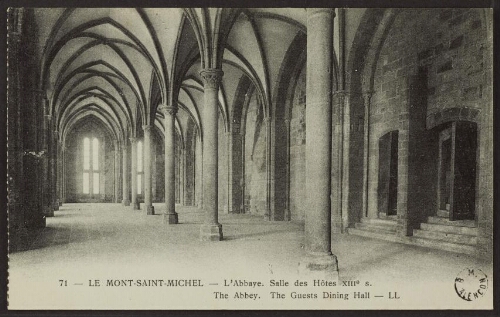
[6,8,493,308]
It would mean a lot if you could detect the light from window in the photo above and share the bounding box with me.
[92,138,99,170]
[83,137,90,170]
[83,172,90,194]
[83,136,100,195]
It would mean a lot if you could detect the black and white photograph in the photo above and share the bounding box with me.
[5,5,494,310]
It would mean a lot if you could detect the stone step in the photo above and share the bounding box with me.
[420,222,477,236]
[408,236,476,256]
[378,213,398,220]
[436,210,450,218]
[347,228,401,243]
[427,216,476,228]
[354,222,397,234]
[348,228,476,256]
[413,228,477,245]
[360,217,398,227]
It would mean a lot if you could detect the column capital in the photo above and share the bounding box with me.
[200,68,224,90]
[129,137,138,144]
[264,116,272,123]
[142,125,153,132]
[158,104,178,116]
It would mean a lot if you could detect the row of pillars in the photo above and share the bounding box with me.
[47,8,339,278]
[118,107,179,223]
[156,8,337,277]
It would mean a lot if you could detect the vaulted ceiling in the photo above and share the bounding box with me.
[32,8,342,146]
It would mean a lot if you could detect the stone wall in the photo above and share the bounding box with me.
[367,9,490,231]
[218,115,228,213]
[289,68,306,221]
[184,123,196,206]
[244,94,267,216]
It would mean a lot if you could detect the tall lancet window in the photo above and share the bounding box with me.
[137,140,143,195]
[82,137,100,194]
[92,138,100,194]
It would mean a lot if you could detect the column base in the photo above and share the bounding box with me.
[53,201,59,211]
[200,223,223,241]
[59,201,62,206]
[298,253,339,281]
[122,199,131,206]
[33,215,46,229]
[45,206,54,217]
[145,205,155,215]
[264,211,271,221]
[132,201,140,210]
[163,212,178,224]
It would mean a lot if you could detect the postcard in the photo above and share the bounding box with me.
[6,6,494,310]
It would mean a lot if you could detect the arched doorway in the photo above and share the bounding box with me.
[378,130,398,217]
[437,121,477,221]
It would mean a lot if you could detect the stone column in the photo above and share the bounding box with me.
[57,140,62,206]
[477,19,493,260]
[341,94,352,228]
[225,131,231,214]
[228,124,243,214]
[362,91,374,218]
[143,125,155,215]
[284,118,291,221]
[52,130,59,211]
[114,141,121,203]
[332,91,347,232]
[264,116,273,220]
[159,104,179,224]
[7,24,30,250]
[122,142,131,206]
[130,137,140,209]
[179,146,185,205]
[299,8,339,279]
[43,113,54,217]
[61,145,66,204]
[199,68,223,241]
[195,132,203,209]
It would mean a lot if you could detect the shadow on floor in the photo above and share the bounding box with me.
[224,228,300,241]
[27,226,116,251]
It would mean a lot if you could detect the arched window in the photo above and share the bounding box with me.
[82,137,100,195]
[137,140,143,195]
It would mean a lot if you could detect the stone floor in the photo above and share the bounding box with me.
[8,203,493,310]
